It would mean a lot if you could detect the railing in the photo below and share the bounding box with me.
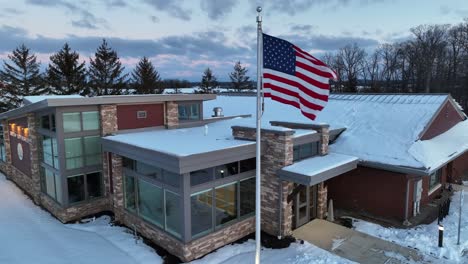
[438,197,451,224]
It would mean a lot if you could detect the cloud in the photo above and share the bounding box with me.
[26,0,107,29]
[290,24,316,34]
[149,15,159,23]
[142,0,191,21]
[200,0,237,20]
[279,33,380,51]
[0,7,24,17]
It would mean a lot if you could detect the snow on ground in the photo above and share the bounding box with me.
[0,173,162,264]
[354,191,468,263]
[190,239,356,264]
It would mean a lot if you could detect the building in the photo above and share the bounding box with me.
[0,93,467,262]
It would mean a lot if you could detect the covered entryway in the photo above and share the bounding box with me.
[279,153,358,229]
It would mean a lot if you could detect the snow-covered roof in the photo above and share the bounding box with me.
[23,95,83,104]
[205,94,464,171]
[104,118,256,157]
[279,153,358,185]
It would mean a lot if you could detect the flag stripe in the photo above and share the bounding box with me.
[263,70,329,101]
[294,48,338,79]
[264,92,317,120]
[296,56,335,80]
[263,82,325,111]
[264,68,329,96]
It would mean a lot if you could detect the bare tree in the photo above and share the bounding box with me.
[337,43,366,92]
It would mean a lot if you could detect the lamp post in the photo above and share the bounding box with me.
[438,224,444,248]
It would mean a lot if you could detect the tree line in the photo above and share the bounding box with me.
[0,40,253,112]
[322,19,468,111]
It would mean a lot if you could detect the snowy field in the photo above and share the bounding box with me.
[0,173,352,264]
[354,190,468,263]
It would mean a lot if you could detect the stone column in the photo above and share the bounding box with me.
[111,154,124,220]
[100,105,118,136]
[232,126,295,237]
[1,120,12,177]
[166,101,179,128]
[27,113,41,204]
[319,125,330,156]
[316,182,328,219]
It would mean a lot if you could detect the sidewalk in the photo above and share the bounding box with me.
[293,219,425,264]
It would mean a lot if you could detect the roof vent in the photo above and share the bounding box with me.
[212,107,224,117]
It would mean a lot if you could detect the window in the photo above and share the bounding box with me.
[67,175,85,203]
[136,161,163,180]
[215,183,237,226]
[40,167,63,204]
[63,111,99,133]
[430,170,442,190]
[87,172,102,199]
[40,114,56,132]
[293,142,319,161]
[163,170,180,188]
[82,111,99,131]
[137,111,147,119]
[191,189,213,237]
[240,158,256,173]
[178,103,200,121]
[123,157,135,170]
[124,174,136,212]
[240,177,255,217]
[0,125,5,162]
[42,136,59,169]
[84,136,101,166]
[165,190,181,237]
[190,168,213,186]
[138,179,164,227]
[215,162,238,179]
[65,137,83,169]
[63,112,81,133]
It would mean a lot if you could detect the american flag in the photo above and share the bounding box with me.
[262,33,337,120]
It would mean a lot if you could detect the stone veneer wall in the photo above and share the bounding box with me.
[27,113,41,204]
[110,152,254,262]
[41,194,110,223]
[0,120,11,176]
[165,101,179,128]
[232,126,295,237]
[100,104,118,202]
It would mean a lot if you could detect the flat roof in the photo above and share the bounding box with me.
[278,153,359,186]
[0,94,216,120]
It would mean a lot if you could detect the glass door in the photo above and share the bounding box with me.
[295,186,309,228]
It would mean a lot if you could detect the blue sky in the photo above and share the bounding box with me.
[0,0,467,81]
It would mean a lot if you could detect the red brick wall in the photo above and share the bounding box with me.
[116,104,164,130]
[420,165,447,204]
[421,101,464,140]
[327,166,408,221]
[448,152,468,184]
[8,117,31,177]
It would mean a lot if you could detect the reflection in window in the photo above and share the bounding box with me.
[215,162,238,179]
[68,175,85,203]
[84,136,101,166]
[124,174,136,212]
[240,177,255,216]
[42,136,53,166]
[191,189,213,237]
[82,111,99,131]
[136,161,163,180]
[65,137,83,169]
[178,104,200,121]
[293,142,319,162]
[190,168,213,186]
[138,179,164,227]
[430,169,442,190]
[165,190,181,237]
[63,112,81,133]
[87,172,102,199]
[215,183,237,226]
[163,170,180,188]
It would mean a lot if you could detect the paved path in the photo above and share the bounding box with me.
[293,219,424,264]
[0,174,141,264]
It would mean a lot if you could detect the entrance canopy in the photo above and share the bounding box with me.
[279,153,359,186]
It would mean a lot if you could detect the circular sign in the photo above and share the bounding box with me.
[17,143,23,161]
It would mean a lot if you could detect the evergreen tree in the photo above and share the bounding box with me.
[197,67,218,94]
[229,61,253,92]
[0,44,46,108]
[88,39,128,95]
[131,57,163,94]
[46,43,87,95]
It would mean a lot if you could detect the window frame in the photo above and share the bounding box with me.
[178,102,202,122]
[429,169,442,191]
[62,111,100,134]
[66,170,104,205]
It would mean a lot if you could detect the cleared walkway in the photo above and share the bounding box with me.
[293,219,424,264]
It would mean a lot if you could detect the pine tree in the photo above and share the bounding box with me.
[88,39,128,96]
[46,43,87,95]
[131,57,163,94]
[0,44,46,108]
[198,67,218,94]
[229,61,253,92]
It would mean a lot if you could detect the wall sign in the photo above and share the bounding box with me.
[9,130,31,144]
[17,143,23,161]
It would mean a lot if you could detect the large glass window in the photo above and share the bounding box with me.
[84,136,101,166]
[430,169,442,190]
[87,172,102,199]
[165,190,181,237]
[40,114,56,132]
[191,189,213,237]
[63,112,81,133]
[138,179,164,227]
[190,168,213,186]
[178,103,200,121]
[82,111,99,131]
[293,142,319,162]
[215,183,237,226]
[240,177,255,217]
[215,162,238,179]
[240,158,256,173]
[65,137,83,169]
[124,174,136,212]
[163,170,180,188]
[136,161,163,180]
[42,136,59,169]
[0,126,5,162]
[40,168,62,204]
[67,175,85,204]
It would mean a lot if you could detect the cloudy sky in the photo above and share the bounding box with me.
[0,0,467,81]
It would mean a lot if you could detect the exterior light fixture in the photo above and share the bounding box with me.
[438,224,444,247]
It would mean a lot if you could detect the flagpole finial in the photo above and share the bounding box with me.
[257,6,262,13]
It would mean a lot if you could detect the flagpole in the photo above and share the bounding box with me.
[255,6,263,264]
